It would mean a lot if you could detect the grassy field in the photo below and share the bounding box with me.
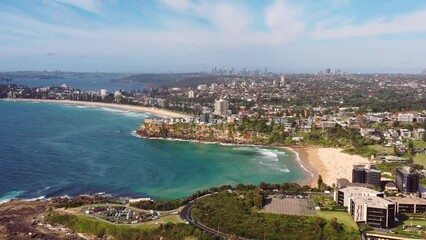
[316,210,358,231]
[379,218,426,239]
[344,144,394,158]
[414,154,426,167]
[413,141,426,149]
[45,210,205,240]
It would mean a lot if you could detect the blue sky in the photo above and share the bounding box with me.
[0,0,425,73]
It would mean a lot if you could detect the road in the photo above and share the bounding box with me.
[180,202,229,239]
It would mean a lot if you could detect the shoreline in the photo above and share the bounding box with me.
[293,147,370,187]
[2,98,370,192]
[0,98,192,118]
[135,134,370,187]
[132,134,329,187]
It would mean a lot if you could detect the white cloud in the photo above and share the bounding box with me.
[312,10,426,39]
[160,0,192,11]
[265,1,305,42]
[53,0,103,15]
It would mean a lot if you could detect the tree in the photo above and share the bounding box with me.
[392,121,400,128]
[317,175,323,189]
[408,140,414,155]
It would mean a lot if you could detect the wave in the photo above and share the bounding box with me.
[259,160,290,173]
[97,107,148,118]
[21,195,46,202]
[283,147,315,178]
[257,148,279,162]
[0,190,25,204]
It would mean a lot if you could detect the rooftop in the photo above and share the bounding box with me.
[339,186,382,195]
[386,197,426,205]
[351,196,393,209]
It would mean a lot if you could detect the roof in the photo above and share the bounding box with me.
[386,197,426,205]
[336,179,375,189]
[339,186,382,195]
[351,196,393,209]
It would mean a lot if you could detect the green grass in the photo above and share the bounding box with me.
[413,141,426,149]
[45,210,211,240]
[382,218,426,239]
[343,144,394,158]
[316,210,359,231]
[414,154,426,167]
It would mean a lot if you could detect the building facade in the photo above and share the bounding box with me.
[214,99,229,116]
[335,186,384,207]
[352,165,381,187]
[350,196,395,229]
[396,167,419,194]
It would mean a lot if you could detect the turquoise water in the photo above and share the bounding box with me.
[0,101,311,201]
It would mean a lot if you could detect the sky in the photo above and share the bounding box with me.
[0,0,425,73]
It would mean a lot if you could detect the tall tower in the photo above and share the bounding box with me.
[214,99,229,116]
[396,166,419,193]
[280,75,286,86]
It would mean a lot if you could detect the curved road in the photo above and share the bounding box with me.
[180,203,229,239]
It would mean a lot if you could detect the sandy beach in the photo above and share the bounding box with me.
[295,147,370,187]
[1,99,192,118]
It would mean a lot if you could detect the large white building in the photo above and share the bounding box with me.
[280,75,286,86]
[100,89,108,100]
[114,91,122,103]
[350,196,395,228]
[188,90,195,98]
[214,99,229,116]
[335,186,384,207]
[398,113,415,123]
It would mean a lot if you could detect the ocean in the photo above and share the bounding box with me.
[0,100,311,201]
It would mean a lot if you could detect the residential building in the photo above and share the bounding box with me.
[413,128,425,140]
[100,89,108,100]
[386,197,426,214]
[350,196,395,228]
[214,99,229,116]
[188,90,195,98]
[398,113,415,123]
[352,165,381,187]
[321,121,336,128]
[280,75,286,86]
[335,186,384,207]
[336,178,375,189]
[114,91,122,103]
[399,129,412,138]
[396,166,419,194]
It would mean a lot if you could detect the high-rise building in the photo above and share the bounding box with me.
[214,99,229,116]
[396,166,419,193]
[210,83,218,91]
[352,165,381,187]
[352,165,367,183]
[280,75,286,86]
[188,90,195,98]
[114,91,122,103]
[100,89,108,100]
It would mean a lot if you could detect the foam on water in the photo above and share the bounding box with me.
[257,148,279,162]
[283,147,314,178]
[97,107,148,118]
[0,191,25,204]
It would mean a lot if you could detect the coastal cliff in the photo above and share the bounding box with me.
[136,121,266,144]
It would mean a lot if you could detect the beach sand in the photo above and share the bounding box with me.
[1,99,192,118]
[295,147,370,187]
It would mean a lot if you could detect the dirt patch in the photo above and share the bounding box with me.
[0,200,86,239]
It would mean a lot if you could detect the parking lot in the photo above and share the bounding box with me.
[261,196,317,216]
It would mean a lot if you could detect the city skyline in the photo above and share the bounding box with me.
[0,0,425,73]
